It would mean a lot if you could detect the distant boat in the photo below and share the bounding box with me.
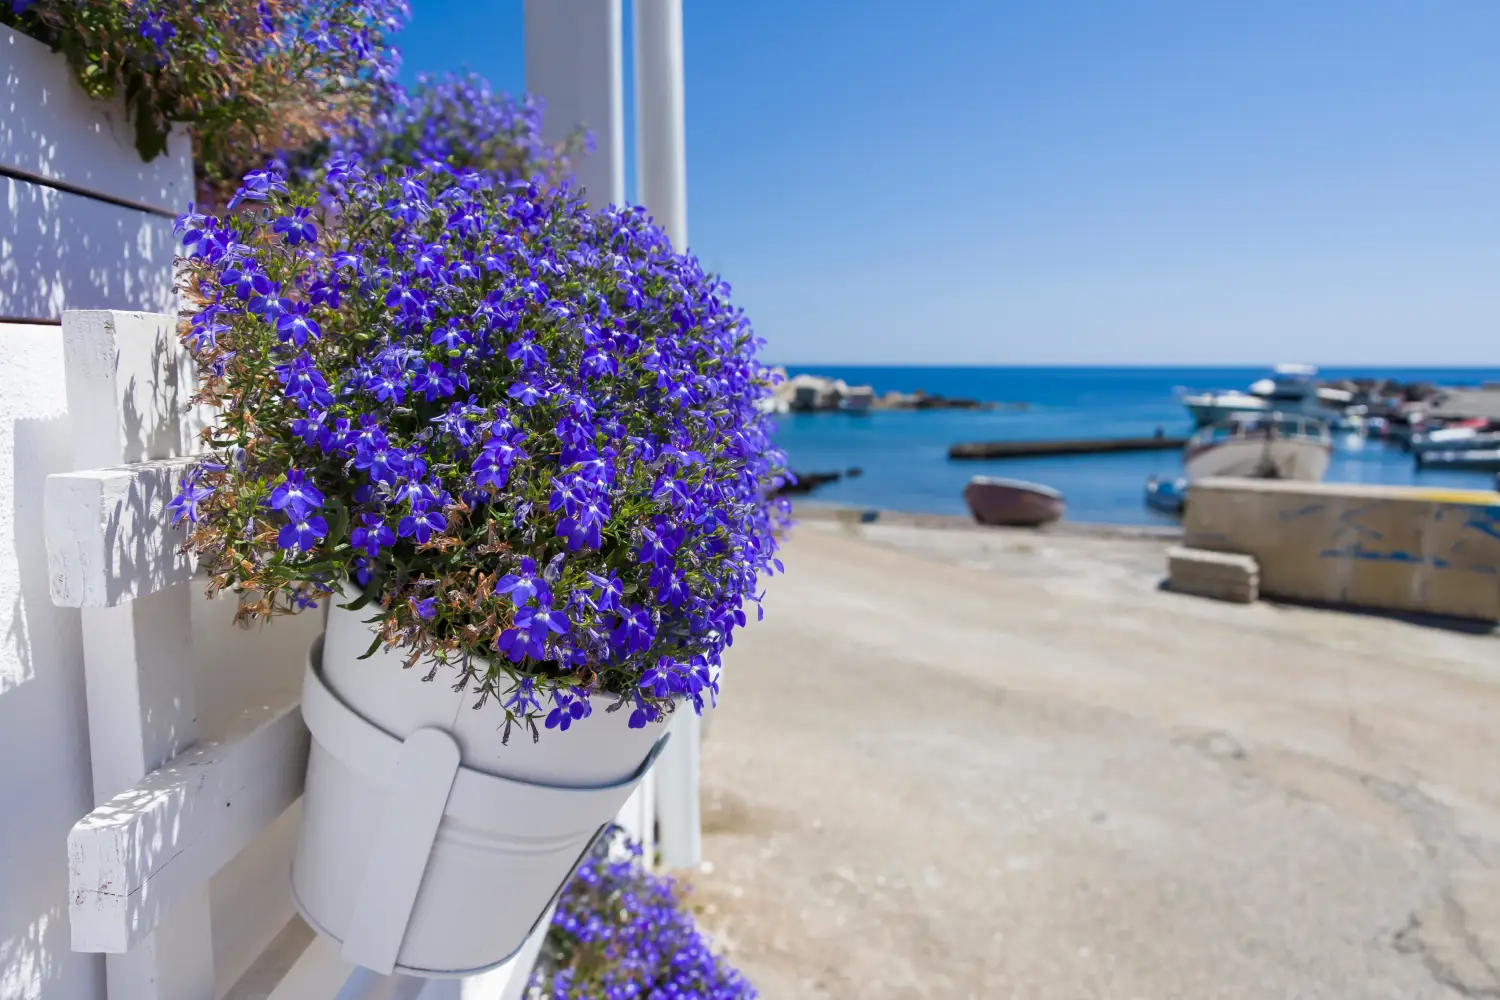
[1181,363,1349,428]
[963,476,1064,527]
[1415,448,1500,472]
[1183,412,1332,482]
[1410,427,1500,454]
[1145,475,1188,516]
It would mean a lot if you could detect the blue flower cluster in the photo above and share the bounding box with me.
[173,157,790,735]
[336,71,582,186]
[533,827,757,1000]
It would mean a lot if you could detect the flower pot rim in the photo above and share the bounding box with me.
[304,635,672,804]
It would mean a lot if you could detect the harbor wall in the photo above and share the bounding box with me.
[1183,478,1500,622]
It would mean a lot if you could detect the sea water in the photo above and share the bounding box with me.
[772,366,1500,526]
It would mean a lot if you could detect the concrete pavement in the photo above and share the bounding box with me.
[684,522,1500,999]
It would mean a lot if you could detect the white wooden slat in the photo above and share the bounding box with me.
[61,310,207,471]
[257,909,558,1000]
[1,26,194,212]
[56,310,217,1000]
[68,691,309,954]
[262,937,353,1000]
[45,458,197,608]
[80,584,199,807]
[2,177,182,321]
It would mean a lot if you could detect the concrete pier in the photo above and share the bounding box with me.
[948,435,1187,460]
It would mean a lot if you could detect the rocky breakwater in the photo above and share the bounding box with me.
[762,369,1011,414]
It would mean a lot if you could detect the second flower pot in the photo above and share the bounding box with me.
[291,602,671,977]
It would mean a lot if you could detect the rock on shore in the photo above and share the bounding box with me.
[762,369,1005,413]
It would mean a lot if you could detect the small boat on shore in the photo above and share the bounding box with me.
[1415,448,1500,472]
[1183,412,1332,481]
[963,476,1064,527]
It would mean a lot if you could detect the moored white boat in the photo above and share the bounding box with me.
[1410,427,1500,454]
[1183,413,1332,482]
[1181,363,1348,428]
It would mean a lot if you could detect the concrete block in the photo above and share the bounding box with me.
[1168,546,1260,604]
[1185,478,1500,622]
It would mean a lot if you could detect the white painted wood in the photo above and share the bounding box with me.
[45,458,197,608]
[53,311,215,999]
[340,729,462,976]
[632,0,688,250]
[523,0,625,209]
[654,711,701,869]
[221,918,317,1000]
[613,771,656,866]
[211,805,304,999]
[103,897,217,1000]
[2,176,183,321]
[0,26,194,211]
[61,311,206,471]
[0,322,102,1000]
[78,585,199,808]
[67,691,308,954]
[263,936,352,1000]
[251,910,555,1000]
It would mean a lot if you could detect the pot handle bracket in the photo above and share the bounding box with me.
[339,726,463,976]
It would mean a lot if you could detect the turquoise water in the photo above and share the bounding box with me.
[773,366,1500,526]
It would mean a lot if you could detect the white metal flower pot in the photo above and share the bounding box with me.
[291,603,671,978]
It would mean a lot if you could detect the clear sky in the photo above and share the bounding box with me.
[395,1,1500,367]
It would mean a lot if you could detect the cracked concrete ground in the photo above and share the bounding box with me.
[684,518,1500,999]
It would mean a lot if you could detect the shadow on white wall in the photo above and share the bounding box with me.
[1,400,99,1000]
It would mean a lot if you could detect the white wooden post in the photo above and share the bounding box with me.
[632,0,701,871]
[521,0,659,866]
[523,0,625,210]
[61,311,215,1000]
[633,0,688,249]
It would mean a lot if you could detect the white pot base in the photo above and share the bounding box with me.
[293,636,670,977]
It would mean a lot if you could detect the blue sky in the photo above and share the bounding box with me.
[396,2,1500,367]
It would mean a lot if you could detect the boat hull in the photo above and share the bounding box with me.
[1415,448,1500,472]
[1145,476,1188,516]
[1411,430,1500,454]
[1184,437,1331,481]
[963,477,1064,527]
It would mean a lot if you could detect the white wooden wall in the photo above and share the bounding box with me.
[1,12,704,1000]
[0,26,191,324]
[0,23,193,1000]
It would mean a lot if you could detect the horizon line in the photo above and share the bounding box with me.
[768,361,1500,371]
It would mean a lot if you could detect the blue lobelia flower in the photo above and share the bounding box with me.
[277,514,328,552]
[276,305,322,347]
[272,207,318,247]
[266,470,324,518]
[350,514,395,558]
[167,475,215,525]
[397,506,446,544]
[494,557,547,606]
